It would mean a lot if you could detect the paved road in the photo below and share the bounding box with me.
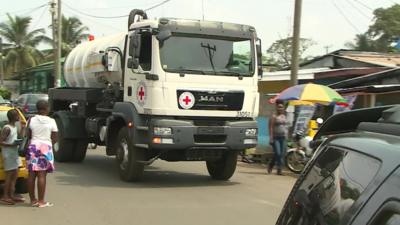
[1,148,296,225]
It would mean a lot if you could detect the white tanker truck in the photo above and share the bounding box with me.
[49,9,262,181]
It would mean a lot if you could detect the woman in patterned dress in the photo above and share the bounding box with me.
[26,100,58,207]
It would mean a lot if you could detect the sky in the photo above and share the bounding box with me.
[0,0,399,57]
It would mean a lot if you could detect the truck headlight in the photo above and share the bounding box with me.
[245,128,257,136]
[154,127,172,136]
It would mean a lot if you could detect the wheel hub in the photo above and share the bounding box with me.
[117,140,129,170]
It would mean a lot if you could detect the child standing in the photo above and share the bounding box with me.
[0,109,26,205]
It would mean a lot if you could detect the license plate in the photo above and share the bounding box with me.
[197,127,225,134]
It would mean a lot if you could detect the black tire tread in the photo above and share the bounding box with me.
[206,151,238,180]
[117,127,144,182]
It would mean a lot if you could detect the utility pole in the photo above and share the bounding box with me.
[324,45,332,54]
[50,0,62,88]
[0,37,4,87]
[201,0,205,20]
[290,0,303,86]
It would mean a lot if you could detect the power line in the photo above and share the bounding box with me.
[353,0,374,11]
[0,3,48,18]
[63,0,172,19]
[145,0,172,11]
[63,3,128,19]
[63,8,124,32]
[76,1,162,10]
[344,0,371,20]
[331,0,361,33]
[30,5,48,31]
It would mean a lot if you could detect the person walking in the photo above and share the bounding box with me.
[0,109,26,205]
[26,100,58,207]
[268,100,288,175]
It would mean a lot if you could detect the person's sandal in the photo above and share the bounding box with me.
[12,197,25,203]
[0,198,15,205]
[31,200,39,207]
[38,202,54,208]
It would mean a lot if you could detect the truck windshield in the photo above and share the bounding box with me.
[159,35,254,76]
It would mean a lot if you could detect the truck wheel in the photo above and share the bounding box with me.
[54,117,74,162]
[206,151,238,180]
[72,140,88,162]
[15,178,28,194]
[116,127,144,182]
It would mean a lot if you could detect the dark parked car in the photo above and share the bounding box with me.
[15,93,48,117]
[276,105,400,225]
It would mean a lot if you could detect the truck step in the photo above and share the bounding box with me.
[136,126,149,131]
[134,144,149,149]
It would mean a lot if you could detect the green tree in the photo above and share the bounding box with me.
[367,4,400,52]
[345,33,376,51]
[45,16,89,60]
[0,14,49,74]
[61,15,89,56]
[266,37,315,68]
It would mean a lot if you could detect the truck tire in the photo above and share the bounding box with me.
[116,127,144,182]
[206,151,238,180]
[54,117,74,162]
[72,140,88,162]
[15,178,28,194]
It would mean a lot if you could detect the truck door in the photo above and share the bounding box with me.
[125,29,153,112]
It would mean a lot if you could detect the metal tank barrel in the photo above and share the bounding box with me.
[64,33,126,88]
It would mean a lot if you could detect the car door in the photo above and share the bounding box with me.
[349,167,400,225]
[276,146,381,225]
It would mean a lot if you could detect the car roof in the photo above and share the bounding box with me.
[329,132,400,163]
[0,105,15,111]
[0,106,27,122]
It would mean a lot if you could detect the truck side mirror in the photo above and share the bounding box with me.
[127,58,139,69]
[256,38,263,77]
[156,30,172,43]
[129,33,141,59]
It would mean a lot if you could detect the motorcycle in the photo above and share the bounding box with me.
[285,118,323,174]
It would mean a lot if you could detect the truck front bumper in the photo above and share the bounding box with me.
[148,118,258,151]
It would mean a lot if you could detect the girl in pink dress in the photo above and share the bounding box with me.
[26,100,58,207]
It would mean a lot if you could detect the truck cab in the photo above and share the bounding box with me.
[50,9,262,182]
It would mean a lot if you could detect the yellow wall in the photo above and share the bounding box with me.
[258,81,290,94]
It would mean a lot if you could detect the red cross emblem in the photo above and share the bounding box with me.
[179,92,195,109]
[137,84,146,105]
[138,86,145,101]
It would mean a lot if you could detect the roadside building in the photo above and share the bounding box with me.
[256,49,400,151]
[330,68,400,108]
[11,59,66,94]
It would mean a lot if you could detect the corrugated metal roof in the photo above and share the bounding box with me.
[340,54,400,67]
[260,68,331,81]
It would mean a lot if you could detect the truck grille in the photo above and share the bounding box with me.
[177,90,244,111]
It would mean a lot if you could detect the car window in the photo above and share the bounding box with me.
[28,94,48,104]
[369,201,400,225]
[17,96,25,104]
[279,147,381,225]
[0,111,8,128]
[381,214,400,225]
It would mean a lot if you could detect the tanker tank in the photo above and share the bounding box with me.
[64,33,126,88]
